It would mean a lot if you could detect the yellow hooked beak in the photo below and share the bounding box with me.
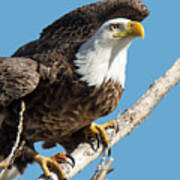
[113,21,144,39]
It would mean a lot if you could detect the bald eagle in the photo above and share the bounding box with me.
[0,0,149,179]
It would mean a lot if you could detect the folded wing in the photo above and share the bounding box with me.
[0,57,40,107]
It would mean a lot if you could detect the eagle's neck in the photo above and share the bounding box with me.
[75,36,132,88]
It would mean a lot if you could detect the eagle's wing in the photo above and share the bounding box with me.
[0,57,40,107]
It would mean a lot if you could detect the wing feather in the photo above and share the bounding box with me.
[0,57,40,106]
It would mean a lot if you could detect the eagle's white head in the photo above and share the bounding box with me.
[75,18,144,88]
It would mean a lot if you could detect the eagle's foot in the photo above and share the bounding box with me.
[0,162,8,169]
[51,152,75,168]
[84,120,117,150]
[34,153,67,180]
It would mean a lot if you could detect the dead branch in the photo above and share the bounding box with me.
[38,57,180,180]
[0,101,26,179]
[90,148,110,180]
[96,158,114,180]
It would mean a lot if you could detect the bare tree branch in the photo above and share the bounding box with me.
[90,148,110,180]
[0,101,26,179]
[38,57,180,180]
[96,158,114,180]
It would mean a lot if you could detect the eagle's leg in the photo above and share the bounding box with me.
[34,153,68,180]
[84,120,117,148]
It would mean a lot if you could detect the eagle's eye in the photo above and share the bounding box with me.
[109,23,123,31]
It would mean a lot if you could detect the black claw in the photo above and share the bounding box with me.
[87,134,98,152]
[47,176,53,180]
[90,133,101,152]
[108,148,111,156]
[96,133,101,149]
[66,153,75,168]
[89,139,97,152]
[7,165,12,169]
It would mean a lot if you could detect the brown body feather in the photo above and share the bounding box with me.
[0,0,149,175]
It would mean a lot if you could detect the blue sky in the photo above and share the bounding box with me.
[0,0,180,179]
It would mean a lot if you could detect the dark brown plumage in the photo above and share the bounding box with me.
[0,0,149,178]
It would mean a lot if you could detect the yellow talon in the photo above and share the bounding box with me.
[34,154,66,179]
[0,162,8,169]
[84,120,117,146]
